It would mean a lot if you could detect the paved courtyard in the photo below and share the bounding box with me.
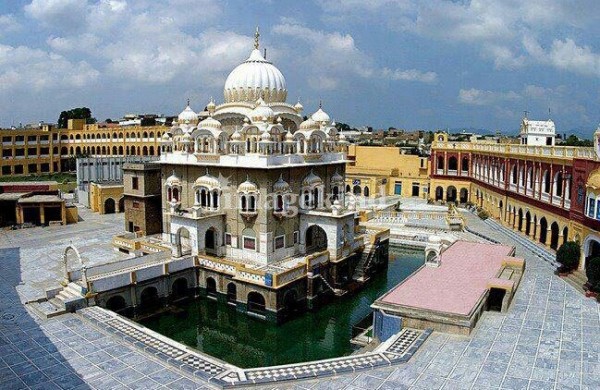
[0,207,598,389]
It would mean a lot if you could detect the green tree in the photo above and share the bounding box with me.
[556,241,580,271]
[57,107,96,128]
[586,257,600,291]
[563,134,593,147]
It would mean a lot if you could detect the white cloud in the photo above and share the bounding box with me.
[0,44,99,91]
[318,0,600,75]
[0,14,22,36]
[273,22,436,90]
[25,0,89,31]
[458,88,521,106]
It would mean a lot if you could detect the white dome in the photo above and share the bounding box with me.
[224,49,287,104]
[303,171,323,187]
[178,104,198,123]
[238,179,258,193]
[198,116,221,129]
[250,98,275,122]
[166,172,181,187]
[311,107,330,124]
[195,174,220,189]
[299,117,319,131]
[273,175,290,193]
[231,129,242,141]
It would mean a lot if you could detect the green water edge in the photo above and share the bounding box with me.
[140,247,424,368]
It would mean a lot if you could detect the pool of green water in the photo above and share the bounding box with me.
[140,247,424,368]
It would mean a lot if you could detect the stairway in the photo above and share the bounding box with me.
[50,282,88,312]
[482,218,560,268]
[352,243,374,283]
[314,274,347,297]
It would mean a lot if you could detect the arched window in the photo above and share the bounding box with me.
[448,156,458,171]
[543,170,551,193]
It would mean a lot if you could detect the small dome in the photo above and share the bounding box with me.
[299,117,319,131]
[273,175,290,193]
[587,169,600,190]
[195,173,220,189]
[206,98,216,111]
[231,129,242,141]
[181,132,193,143]
[166,172,181,187]
[161,132,171,142]
[294,100,304,112]
[198,116,221,129]
[260,130,272,141]
[250,97,275,122]
[331,170,344,184]
[178,104,197,123]
[302,171,323,187]
[238,178,258,193]
[285,130,294,141]
[311,107,330,124]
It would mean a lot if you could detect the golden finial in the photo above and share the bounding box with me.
[254,26,260,50]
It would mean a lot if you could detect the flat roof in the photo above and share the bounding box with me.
[0,181,58,186]
[379,241,514,316]
[17,195,64,204]
[0,192,30,201]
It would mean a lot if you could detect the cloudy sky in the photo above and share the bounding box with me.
[0,0,598,135]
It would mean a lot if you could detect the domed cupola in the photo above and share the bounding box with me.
[299,117,319,131]
[178,100,198,124]
[198,115,222,130]
[311,102,330,125]
[294,100,304,113]
[231,129,242,141]
[166,172,181,187]
[273,174,291,193]
[206,97,216,114]
[223,28,287,104]
[285,130,294,141]
[331,170,344,184]
[238,178,259,193]
[195,172,220,190]
[303,170,323,187]
[250,97,275,122]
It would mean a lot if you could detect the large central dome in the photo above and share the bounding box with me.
[223,30,287,104]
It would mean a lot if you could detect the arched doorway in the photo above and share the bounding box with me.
[305,225,327,254]
[584,236,600,270]
[139,286,159,311]
[435,186,443,201]
[206,277,217,298]
[283,290,299,316]
[499,200,504,220]
[448,156,458,171]
[176,227,191,256]
[525,212,531,236]
[345,184,351,193]
[247,292,266,315]
[353,185,361,196]
[205,228,217,255]
[363,186,370,197]
[226,283,237,304]
[104,198,115,214]
[550,222,560,250]
[118,197,124,213]
[459,188,468,203]
[518,209,523,231]
[171,278,188,300]
[106,295,126,313]
[539,217,548,245]
[562,227,569,246]
[446,186,457,202]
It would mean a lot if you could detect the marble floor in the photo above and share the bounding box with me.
[0,207,597,389]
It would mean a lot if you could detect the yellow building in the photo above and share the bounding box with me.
[89,182,124,214]
[0,119,168,178]
[345,145,430,198]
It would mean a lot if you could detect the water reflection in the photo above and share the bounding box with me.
[141,247,423,368]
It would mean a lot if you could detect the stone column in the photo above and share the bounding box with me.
[40,205,45,225]
[534,223,541,240]
[546,228,553,248]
